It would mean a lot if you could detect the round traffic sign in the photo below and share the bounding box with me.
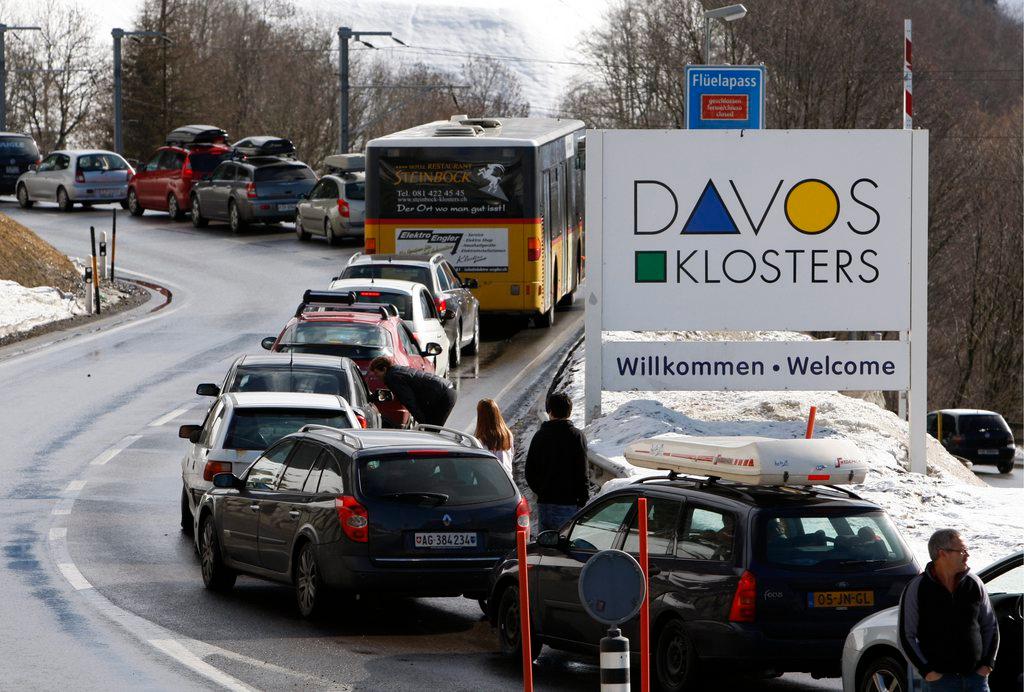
[577,549,647,626]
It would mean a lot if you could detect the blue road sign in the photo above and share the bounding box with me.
[685,65,766,130]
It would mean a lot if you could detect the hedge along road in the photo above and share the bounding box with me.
[0,201,591,691]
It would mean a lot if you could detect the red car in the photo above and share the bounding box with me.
[261,291,444,428]
[127,128,231,220]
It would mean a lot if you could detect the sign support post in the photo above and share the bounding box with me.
[584,131,604,423]
[909,130,928,474]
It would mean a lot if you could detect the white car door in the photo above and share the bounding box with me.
[412,286,451,377]
[25,154,57,198]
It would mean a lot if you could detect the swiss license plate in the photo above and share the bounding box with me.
[977,449,998,456]
[277,204,295,212]
[5,165,19,174]
[414,532,477,548]
[808,590,875,608]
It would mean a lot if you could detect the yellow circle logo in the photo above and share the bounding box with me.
[784,179,840,234]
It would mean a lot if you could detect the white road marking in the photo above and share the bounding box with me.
[51,499,74,515]
[63,479,87,495]
[56,562,92,590]
[48,527,67,541]
[149,406,191,427]
[201,641,353,688]
[148,639,255,692]
[89,435,142,465]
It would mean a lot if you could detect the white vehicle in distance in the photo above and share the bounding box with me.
[16,149,133,211]
[295,154,365,246]
[177,391,359,532]
[325,278,452,378]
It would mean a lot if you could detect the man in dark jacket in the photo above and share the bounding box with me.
[899,529,1000,691]
[525,391,589,533]
[369,356,456,427]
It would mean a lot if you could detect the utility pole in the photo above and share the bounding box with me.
[112,28,168,154]
[0,24,41,131]
[338,27,403,153]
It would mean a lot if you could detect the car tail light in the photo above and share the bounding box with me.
[527,237,541,261]
[435,297,447,314]
[203,460,232,482]
[75,170,85,183]
[360,291,381,297]
[355,413,367,429]
[336,496,368,542]
[337,198,350,218]
[182,158,193,181]
[729,570,757,623]
[515,496,531,530]
[246,182,257,198]
[366,237,377,254]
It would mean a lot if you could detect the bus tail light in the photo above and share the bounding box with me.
[337,198,350,218]
[203,460,232,481]
[729,570,757,622]
[527,237,540,261]
[366,237,377,254]
[336,496,368,542]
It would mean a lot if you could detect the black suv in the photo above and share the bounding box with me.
[927,409,1017,474]
[488,475,919,690]
[195,425,525,617]
[0,132,40,195]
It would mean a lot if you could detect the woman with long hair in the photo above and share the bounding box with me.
[475,398,514,476]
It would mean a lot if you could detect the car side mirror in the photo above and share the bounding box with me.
[28,163,37,172]
[261,336,277,351]
[179,424,202,442]
[196,383,220,397]
[422,342,443,357]
[461,278,478,289]
[374,389,394,403]
[212,472,239,489]
[537,530,563,549]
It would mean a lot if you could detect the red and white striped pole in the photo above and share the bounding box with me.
[903,19,912,130]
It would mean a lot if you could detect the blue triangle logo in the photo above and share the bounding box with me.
[681,180,740,234]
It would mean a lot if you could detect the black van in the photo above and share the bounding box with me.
[0,132,41,195]
[928,408,1017,473]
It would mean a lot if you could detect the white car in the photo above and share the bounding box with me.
[841,551,1024,692]
[16,149,133,211]
[326,277,451,378]
[177,391,359,531]
[295,171,365,245]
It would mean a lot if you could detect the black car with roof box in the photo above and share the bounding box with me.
[195,425,526,618]
[0,132,40,194]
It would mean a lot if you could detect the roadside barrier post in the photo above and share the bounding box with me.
[99,232,108,280]
[83,266,93,314]
[89,226,101,314]
[805,406,817,439]
[110,208,117,281]
[579,551,646,692]
[600,628,630,692]
[515,525,533,692]
[638,497,651,692]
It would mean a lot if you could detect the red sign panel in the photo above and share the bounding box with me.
[701,94,749,121]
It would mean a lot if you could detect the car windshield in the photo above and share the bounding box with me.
[345,181,365,200]
[222,408,350,450]
[0,136,39,157]
[958,414,1011,435]
[358,455,516,507]
[345,290,413,320]
[757,509,911,571]
[255,165,315,182]
[76,153,129,172]
[227,366,354,399]
[341,266,431,292]
[278,322,392,360]
[189,152,229,173]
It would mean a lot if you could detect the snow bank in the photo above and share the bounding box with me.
[558,331,1022,568]
[0,279,85,339]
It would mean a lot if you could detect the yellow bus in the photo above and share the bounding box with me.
[364,116,586,327]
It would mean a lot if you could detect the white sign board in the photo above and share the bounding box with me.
[396,227,509,273]
[603,340,909,392]
[602,130,912,331]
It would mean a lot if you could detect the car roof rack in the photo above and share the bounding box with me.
[630,472,862,502]
[414,424,484,450]
[295,290,355,316]
[299,424,364,449]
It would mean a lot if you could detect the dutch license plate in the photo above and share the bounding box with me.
[5,165,19,174]
[808,590,874,608]
[414,532,477,548]
[977,449,998,456]
[277,204,295,212]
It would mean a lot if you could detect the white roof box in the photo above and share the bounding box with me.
[624,435,868,486]
[324,154,364,172]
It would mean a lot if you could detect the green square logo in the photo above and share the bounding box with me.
[634,251,666,283]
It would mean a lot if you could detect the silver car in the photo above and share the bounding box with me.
[295,172,365,245]
[16,149,132,211]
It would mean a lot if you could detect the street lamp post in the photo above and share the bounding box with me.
[702,4,747,64]
[0,24,42,131]
[112,27,168,154]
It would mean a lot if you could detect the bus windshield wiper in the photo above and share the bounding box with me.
[380,492,450,505]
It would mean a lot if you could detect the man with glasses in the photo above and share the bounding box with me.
[899,529,1000,691]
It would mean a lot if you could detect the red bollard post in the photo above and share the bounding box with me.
[638,496,651,692]
[805,406,817,439]
[516,527,534,692]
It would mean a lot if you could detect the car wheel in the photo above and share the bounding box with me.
[449,323,462,368]
[465,309,480,355]
[478,598,489,616]
[295,542,328,618]
[294,214,310,241]
[535,296,555,328]
[180,486,193,535]
[857,653,908,692]
[56,187,73,212]
[191,195,208,227]
[997,459,1014,474]
[119,198,129,210]
[199,515,236,592]
[127,188,143,216]
[16,184,33,209]
[325,218,339,246]
[655,618,697,692]
[228,200,245,233]
[497,584,538,658]
[167,194,184,221]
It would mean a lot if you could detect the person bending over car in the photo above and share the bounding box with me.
[369,356,456,427]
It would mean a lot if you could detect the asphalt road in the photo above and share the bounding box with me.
[0,202,839,690]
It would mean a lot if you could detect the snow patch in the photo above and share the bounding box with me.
[0,279,85,339]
